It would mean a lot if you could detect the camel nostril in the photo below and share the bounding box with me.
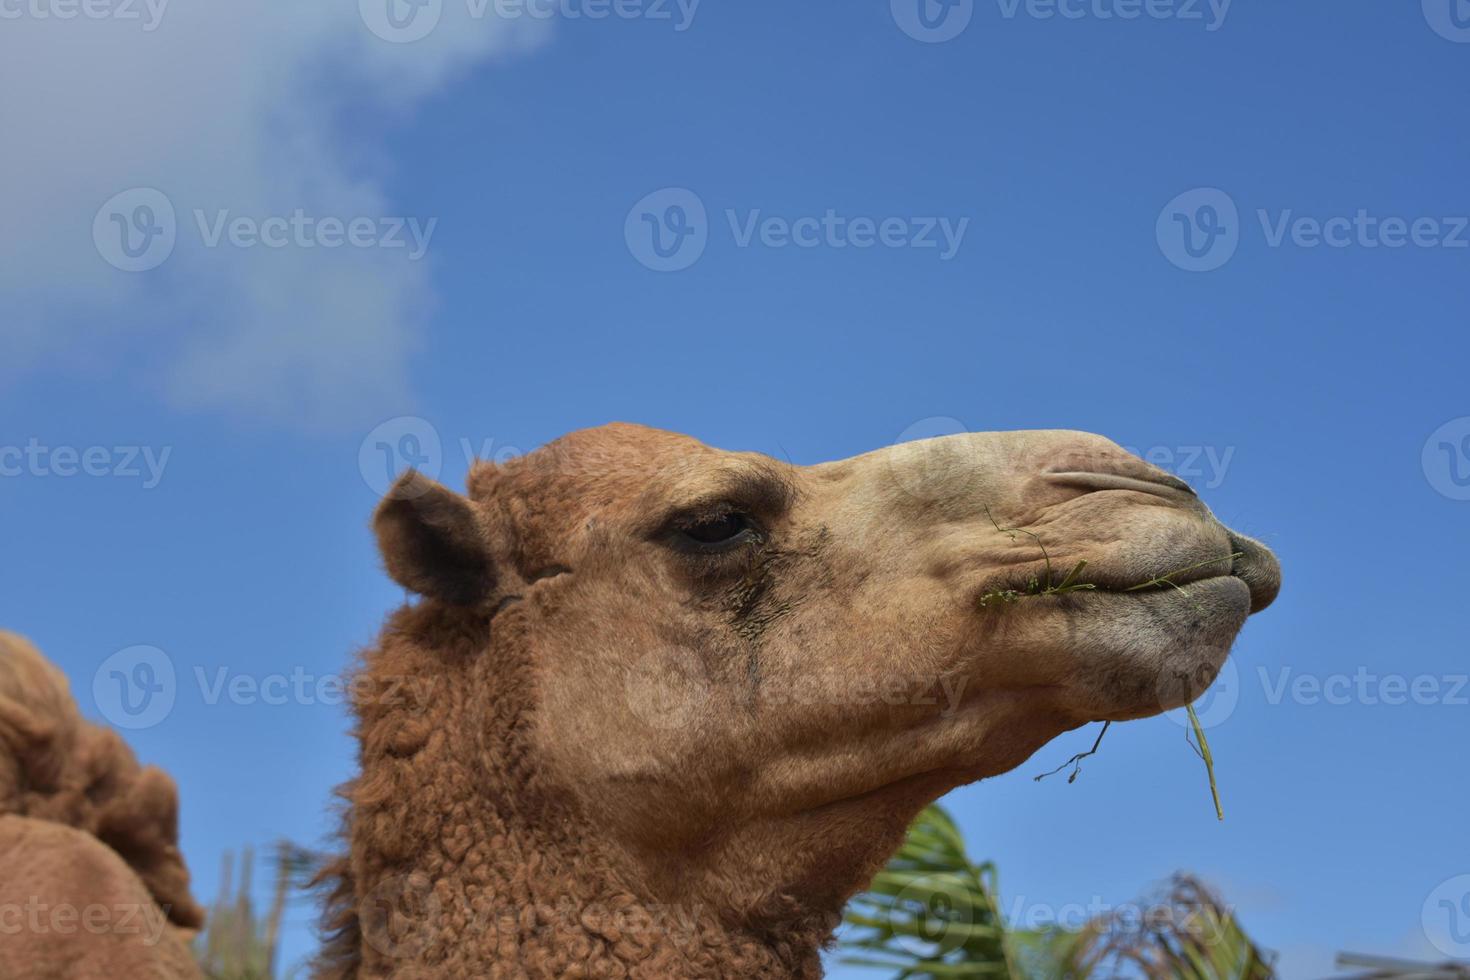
[1227,532,1281,614]
[1045,470,1197,499]
[1150,472,1197,497]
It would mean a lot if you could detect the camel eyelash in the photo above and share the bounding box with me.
[666,499,740,528]
[658,503,767,559]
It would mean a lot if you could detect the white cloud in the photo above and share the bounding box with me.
[0,1,549,429]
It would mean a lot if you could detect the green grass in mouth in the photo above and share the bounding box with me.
[982,507,1234,820]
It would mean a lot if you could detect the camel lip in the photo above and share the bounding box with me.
[1097,571,1235,595]
[977,556,1239,606]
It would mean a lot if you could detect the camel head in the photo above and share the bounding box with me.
[371,422,1279,939]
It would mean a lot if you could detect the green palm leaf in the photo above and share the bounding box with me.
[841,805,1017,979]
[841,805,1278,980]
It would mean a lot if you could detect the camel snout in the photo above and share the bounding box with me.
[1227,531,1281,613]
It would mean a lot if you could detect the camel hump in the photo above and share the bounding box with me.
[0,815,204,979]
[0,631,205,931]
[0,630,85,801]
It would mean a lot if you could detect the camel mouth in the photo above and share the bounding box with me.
[975,532,1279,615]
[1090,560,1238,596]
[976,551,1241,609]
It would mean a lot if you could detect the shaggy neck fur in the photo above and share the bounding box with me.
[315,604,839,979]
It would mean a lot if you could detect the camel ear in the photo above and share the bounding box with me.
[374,472,496,606]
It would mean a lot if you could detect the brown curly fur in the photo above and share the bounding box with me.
[312,602,833,979]
[0,631,203,978]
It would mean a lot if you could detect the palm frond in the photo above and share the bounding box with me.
[841,805,1017,978]
[1055,874,1275,980]
[841,806,1278,980]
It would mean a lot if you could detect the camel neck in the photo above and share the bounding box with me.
[326,609,828,978]
[347,814,826,977]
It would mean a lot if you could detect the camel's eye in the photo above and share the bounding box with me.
[674,511,756,551]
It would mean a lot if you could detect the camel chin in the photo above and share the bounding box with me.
[1061,577,1254,723]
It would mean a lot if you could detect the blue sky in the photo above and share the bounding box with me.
[3,1,1468,976]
